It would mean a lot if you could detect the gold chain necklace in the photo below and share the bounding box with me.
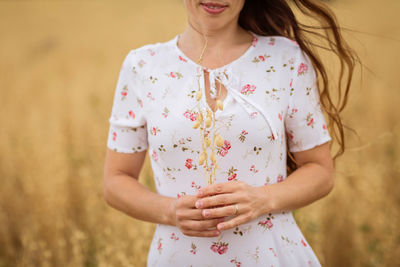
[192,34,226,185]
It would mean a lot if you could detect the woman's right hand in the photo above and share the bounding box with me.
[168,194,225,237]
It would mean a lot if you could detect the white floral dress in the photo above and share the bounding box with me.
[106,32,331,267]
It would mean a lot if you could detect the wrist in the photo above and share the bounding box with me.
[257,184,278,215]
[165,197,177,226]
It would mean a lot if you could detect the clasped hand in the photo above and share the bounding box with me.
[169,180,272,237]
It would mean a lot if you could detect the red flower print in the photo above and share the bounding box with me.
[307,118,314,126]
[290,78,293,87]
[278,112,282,121]
[250,111,258,118]
[112,131,117,141]
[258,55,265,61]
[287,131,294,140]
[269,247,277,257]
[230,258,242,267]
[185,158,193,169]
[148,48,155,56]
[211,241,229,255]
[128,110,135,119]
[228,173,237,181]
[170,71,176,78]
[306,113,315,128]
[190,242,197,254]
[301,239,307,247]
[121,91,127,97]
[268,37,275,45]
[138,99,143,107]
[179,55,187,62]
[277,174,283,183]
[241,130,248,135]
[152,127,157,135]
[297,62,308,76]
[323,124,327,130]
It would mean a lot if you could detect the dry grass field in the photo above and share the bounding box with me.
[0,0,399,266]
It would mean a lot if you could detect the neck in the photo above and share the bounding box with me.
[178,20,252,64]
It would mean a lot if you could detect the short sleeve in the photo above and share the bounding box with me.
[285,47,332,152]
[106,51,148,153]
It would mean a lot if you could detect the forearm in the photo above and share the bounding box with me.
[260,162,334,214]
[103,173,175,226]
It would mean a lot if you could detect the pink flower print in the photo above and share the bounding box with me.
[301,239,307,247]
[168,71,183,79]
[112,131,117,141]
[288,108,298,119]
[138,59,146,68]
[290,78,293,87]
[323,124,327,130]
[152,150,158,162]
[224,140,231,150]
[148,48,155,56]
[306,113,315,128]
[308,260,312,267]
[157,238,162,254]
[170,71,176,78]
[190,242,197,254]
[121,91,127,97]
[277,174,283,183]
[210,241,229,254]
[219,147,228,157]
[228,173,237,181]
[230,258,242,267]
[297,62,308,76]
[138,98,143,108]
[250,111,258,118]
[240,84,256,95]
[268,37,275,45]
[128,110,135,119]
[278,112,282,121]
[287,131,294,140]
[252,35,258,47]
[258,219,273,229]
[250,164,259,173]
[179,55,187,62]
[170,232,179,241]
[190,113,198,121]
[241,130,248,135]
[147,92,155,100]
[191,181,201,190]
[151,126,160,136]
[269,247,277,257]
[177,193,181,198]
[185,158,193,169]
[259,55,265,61]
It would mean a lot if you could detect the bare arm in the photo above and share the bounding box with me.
[261,142,334,214]
[103,148,175,225]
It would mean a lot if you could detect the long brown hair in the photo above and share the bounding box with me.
[238,0,360,175]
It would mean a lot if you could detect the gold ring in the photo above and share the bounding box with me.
[234,204,239,215]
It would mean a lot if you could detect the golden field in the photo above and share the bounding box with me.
[0,0,399,266]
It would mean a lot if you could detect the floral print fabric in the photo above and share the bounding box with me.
[106,32,331,266]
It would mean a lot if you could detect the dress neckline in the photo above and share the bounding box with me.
[172,31,258,72]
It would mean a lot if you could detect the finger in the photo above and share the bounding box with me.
[175,208,204,220]
[195,193,238,209]
[216,213,251,231]
[197,180,246,197]
[201,203,239,219]
[181,217,226,231]
[179,194,203,208]
[181,228,221,238]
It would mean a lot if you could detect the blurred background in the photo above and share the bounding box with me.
[0,0,399,266]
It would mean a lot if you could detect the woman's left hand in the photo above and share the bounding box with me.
[194,180,275,231]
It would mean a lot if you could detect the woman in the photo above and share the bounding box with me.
[103,0,357,266]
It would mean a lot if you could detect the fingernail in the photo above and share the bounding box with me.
[196,201,203,208]
[217,223,224,230]
[203,210,209,217]
[197,190,203,197]
[214,230,220,235]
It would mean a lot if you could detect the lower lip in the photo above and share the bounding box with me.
[201,4,227,15]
